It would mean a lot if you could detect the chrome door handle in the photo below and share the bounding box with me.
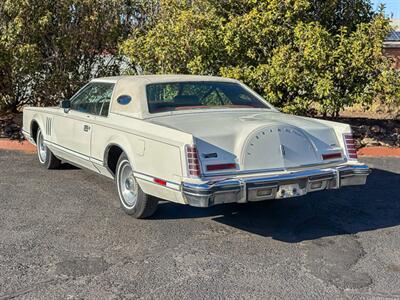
[83,125,91,132]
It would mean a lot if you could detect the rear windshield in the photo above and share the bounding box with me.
[146,81,269,113]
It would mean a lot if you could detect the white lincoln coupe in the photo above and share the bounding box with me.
[23,75,370,218]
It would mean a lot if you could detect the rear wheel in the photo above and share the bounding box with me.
[36,128,61,169]
[116,153,158,218]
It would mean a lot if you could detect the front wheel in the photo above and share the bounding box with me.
[36,128,61,169]
[116,153,158,218]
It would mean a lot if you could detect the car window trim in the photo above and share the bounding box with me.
[70,82,91,103]
[98,82,117,118]
[145,81,272,114]
[70,82,115,117]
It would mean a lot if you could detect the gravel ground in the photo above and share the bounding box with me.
[0,151,399,299]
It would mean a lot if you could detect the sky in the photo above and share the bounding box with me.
[372,0,400,18]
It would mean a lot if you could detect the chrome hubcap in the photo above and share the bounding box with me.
[37,131,47,163]
[118,162,138,208]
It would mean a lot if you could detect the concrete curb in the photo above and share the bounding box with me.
[1,139,400,157]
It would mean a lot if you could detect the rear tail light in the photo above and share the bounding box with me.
[322,152,342,160]
[344,134,358,159]
[185,145,201,177]
[206,163,237,172]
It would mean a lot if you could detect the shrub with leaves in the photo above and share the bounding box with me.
[121,0,400,117]
[0,0,158,112]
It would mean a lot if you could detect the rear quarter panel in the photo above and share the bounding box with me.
[300,117,352,154]
[91,114,193,203]
[22,107,54,142]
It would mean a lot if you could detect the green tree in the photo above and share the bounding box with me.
[121,0,400,117]
[308,0,374,32]
[122,0,225,75]
[0,0,157,112]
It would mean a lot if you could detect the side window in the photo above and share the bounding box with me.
[70,82,114,116]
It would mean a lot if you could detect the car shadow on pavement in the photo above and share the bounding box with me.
[154,168,400,242]
[58,162,80,170]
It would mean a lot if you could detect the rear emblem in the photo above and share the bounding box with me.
[280,145,286,157]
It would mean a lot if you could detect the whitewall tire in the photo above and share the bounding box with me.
[116,153,158,218]
[36,129,61,169]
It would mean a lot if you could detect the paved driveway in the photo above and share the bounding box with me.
[0,151,400,299]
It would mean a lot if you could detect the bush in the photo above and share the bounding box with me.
[121,0,400,117]
[1,0,399,117]
[0,0,158,112]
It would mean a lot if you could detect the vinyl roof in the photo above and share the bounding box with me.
[92,75,238,84]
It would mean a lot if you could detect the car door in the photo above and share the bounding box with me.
[53,82,115,170]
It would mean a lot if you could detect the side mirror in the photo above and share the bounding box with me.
[60,100,71,111]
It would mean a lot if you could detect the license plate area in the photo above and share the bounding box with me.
[275,183,306,199]
[247,178,307,201]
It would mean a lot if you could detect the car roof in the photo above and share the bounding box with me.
[93,75,244,119]
[91,74,238,84]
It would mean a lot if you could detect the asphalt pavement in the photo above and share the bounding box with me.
[0,150,400,299]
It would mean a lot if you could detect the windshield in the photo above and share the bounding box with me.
[146,81,269,113]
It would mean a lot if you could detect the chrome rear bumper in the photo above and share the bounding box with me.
[182,164,371,208]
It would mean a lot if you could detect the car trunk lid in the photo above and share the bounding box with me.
[148,110,344,175]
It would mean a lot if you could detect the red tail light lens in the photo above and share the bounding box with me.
[344,134,358,159]
[186,145,201,177]
[206,163,237,171]
[322,152,342,160]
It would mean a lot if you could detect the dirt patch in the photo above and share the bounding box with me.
[0,113,24,140]
[341,102,400,120]
[387,264,400,273]
[321,117,400,148]
[55,257,109,277]
[298,219,372,289]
